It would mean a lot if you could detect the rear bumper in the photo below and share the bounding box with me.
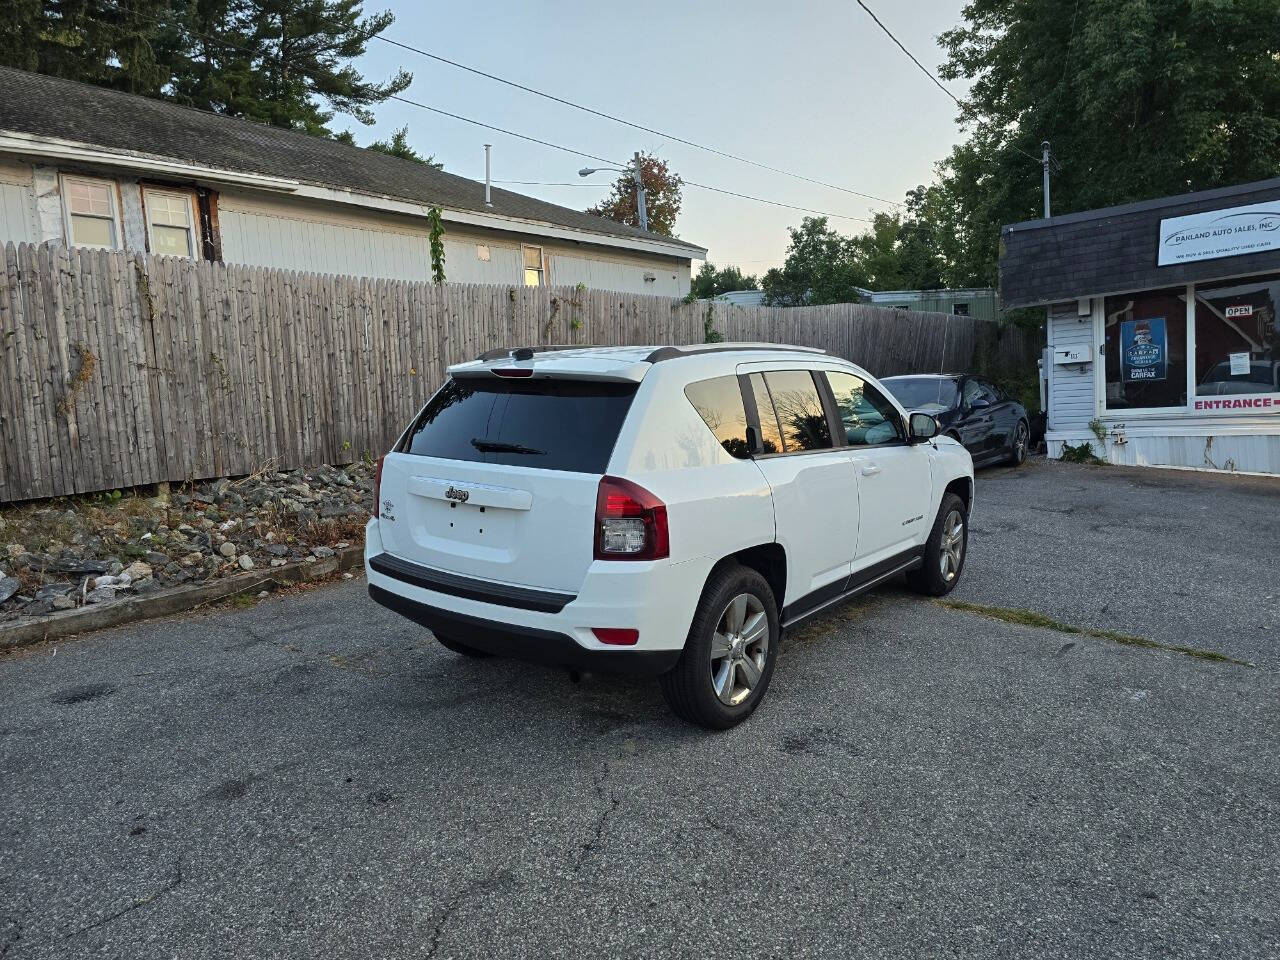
[368,584,680,676]
[364,518,709,675]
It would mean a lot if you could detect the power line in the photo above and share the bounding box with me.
[91,3,879,225]
[375,33,901,207]
[853,0,1055,172]
[389,94,622,166]
[853,0,960,106]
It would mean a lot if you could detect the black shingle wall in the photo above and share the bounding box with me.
[1000,180,1280,308]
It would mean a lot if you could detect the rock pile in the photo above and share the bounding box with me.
[1,462,373,622]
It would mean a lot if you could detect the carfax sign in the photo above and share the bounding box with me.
[1158,200,1280,265]
[1120,316,1167,383]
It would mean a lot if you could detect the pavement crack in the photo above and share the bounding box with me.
[55,855,183,945]
[574,761,621,871]
[424,868,508,960]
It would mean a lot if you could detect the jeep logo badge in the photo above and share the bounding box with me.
[445,486,470,503]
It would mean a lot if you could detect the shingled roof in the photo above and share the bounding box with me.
[0,66,705,256]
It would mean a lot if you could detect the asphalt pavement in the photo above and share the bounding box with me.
[2,459,1277,959]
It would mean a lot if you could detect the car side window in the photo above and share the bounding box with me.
[981,380,1006,403]
[761,370,833,451]
[684,375,751,459]
[961,379,985,408]
[825,371,904,446]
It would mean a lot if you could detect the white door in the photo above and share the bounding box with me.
[823,371,932,569]
[742,369,859,609]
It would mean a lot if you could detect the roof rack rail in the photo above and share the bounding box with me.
[474,344,606,362]
[643,343,827,363]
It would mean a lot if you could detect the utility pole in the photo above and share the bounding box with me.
[632,151,649,232]
[1041,140,1051,218]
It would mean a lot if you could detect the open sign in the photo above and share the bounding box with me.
[1224,304,1254,318]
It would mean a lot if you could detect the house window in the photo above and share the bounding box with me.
[1103,287,1188,410]
[522,245,543,286]
[1192,273,1280,398]
[62,176,121,249]
[952,303,970,316]
[143,188,197,258]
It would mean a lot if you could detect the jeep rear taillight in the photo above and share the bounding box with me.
[372,455,385,520]
[594,476,669,560]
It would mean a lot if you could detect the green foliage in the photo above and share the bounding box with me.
[586,152,683,238]
[760,213,952,306]
[690,262,758,300]
[934,0,1280,285]
[1060,441,1104,465]
[0,0,412,138]
[365,126,441,167]
[426,207,446,284]
[1088,417,1107,444]
[703,303,723,343]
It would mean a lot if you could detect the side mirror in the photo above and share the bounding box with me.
[969,397,991,411]
[909,412,938,442]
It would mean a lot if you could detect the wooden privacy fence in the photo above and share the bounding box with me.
[1,242,1037,502]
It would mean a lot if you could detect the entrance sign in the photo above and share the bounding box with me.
[1158,201,1280,265]
[1120,316,1167,383]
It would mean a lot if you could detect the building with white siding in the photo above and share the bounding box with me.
[1001,178,1280,475]
[0,67,705,296]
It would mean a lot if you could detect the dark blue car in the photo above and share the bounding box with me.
[881,374,1029,468]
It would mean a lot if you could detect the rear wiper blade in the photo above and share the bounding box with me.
[470,438,546,455]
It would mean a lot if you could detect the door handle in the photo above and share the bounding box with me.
[860,462,881,477]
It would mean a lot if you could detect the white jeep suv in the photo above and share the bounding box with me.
[366,343,974,728]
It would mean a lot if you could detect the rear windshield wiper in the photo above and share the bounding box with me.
[470,438,546,456]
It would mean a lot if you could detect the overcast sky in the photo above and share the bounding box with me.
[335,0,971,273]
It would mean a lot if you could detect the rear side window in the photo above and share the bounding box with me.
[760,370,832,451]
[685,376,751,459]
[401,378,636,473]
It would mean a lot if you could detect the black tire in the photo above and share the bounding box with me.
[433,632,491,658]
[659,564,779,730]
[1005,419,1029,466]
[906,493,969,597]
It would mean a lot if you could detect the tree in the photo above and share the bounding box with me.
[586,153,683,237]
[0,0,412,139]
[366,126,441,167]
[936,0,1280,285]
[690,262,758,299]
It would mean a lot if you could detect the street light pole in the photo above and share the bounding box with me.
[632,152,648,232]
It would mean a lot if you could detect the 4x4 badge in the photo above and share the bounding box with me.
[380,499,396,521]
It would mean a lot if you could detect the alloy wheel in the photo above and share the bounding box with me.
[939,510,965,583]
[1014,422,1028,463]
[708,593,769,706]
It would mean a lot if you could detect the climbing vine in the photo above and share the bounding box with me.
[427,207,446,284]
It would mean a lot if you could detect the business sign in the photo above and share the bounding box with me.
[1158,200,1280,266]
[1120,316,1167,382]
[1224,304,1254,318]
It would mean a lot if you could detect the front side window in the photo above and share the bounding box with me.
[1193,273,1280,397]
[952,303,970,316]
[761,370,832,451]
[685,376,751,459]
[402,377,636,473]
[63,177,120,249]
[523,245,543,286]
[144,189,196,258]
[825,371,903,446]
[1103,287,1188,410]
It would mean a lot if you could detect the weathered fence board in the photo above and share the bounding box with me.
[0,241,1038,502]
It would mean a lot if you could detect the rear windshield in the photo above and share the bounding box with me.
[399,377,637,473]
[882,377,959,412]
